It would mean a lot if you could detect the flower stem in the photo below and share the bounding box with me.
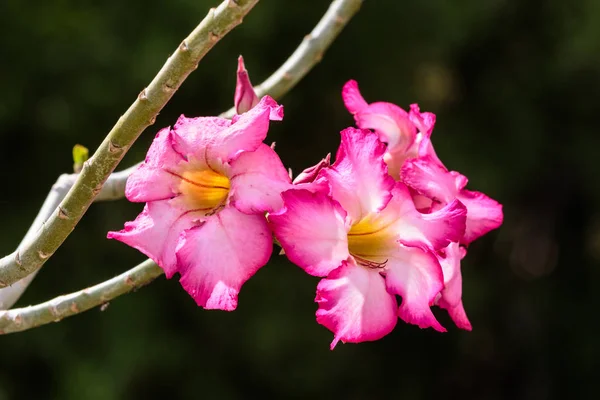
[0,259,162,334]
[0,0,259,288]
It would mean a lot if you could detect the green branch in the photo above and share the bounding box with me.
[0,165,140,310]
[0,0,259,288]
[0,260,162,334]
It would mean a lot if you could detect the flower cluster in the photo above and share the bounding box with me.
[109,58,503,348]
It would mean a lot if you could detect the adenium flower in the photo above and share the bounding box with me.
[269,128,467,348]
[343,79,503,244]
[342,79,442,177]
[108,68,291,310]
[401,156,503,244]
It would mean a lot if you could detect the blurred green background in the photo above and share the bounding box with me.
[1,0,599,398]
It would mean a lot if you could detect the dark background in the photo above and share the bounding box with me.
[1,0,599,398]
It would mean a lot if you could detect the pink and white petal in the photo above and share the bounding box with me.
[411,190,434,213]
[176,206,272,311]
[437,242,467,307]
[320,128,395,222]
[451,171,469,191]
[172,115,231,163]
[400,156,456,203]
[457,189,504,244]
[388,183,466,250]
[208,96,283,163]
[415,136,444,168]
[342,80,369,115]
[292,153,331,185]
[269,189,349,277]
[436,243,471,330]
[356,102,416,153]
[408,104,436,137]
[383,245,446,332]
[107,200,201,278]
[228,144,292,214]
[438,298,472,331]
[125,128,186,202]
[316,260,398,349]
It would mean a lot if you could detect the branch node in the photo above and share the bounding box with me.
[138,89,148,101]
[13,314,22,326]
[179,40,190,52]
[92,184,102,197]
[100,303,110,312]
[162,82,176,93]
[50,304,60,317]
[70,302,79,313]
[37,250,50,260]
[108,140,124,154]
[14,251,22,266]
[58,206,69,220]
[208,31,220,42]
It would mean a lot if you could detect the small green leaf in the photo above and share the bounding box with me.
[72,144,89,173]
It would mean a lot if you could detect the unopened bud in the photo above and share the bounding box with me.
[234,55,259,114]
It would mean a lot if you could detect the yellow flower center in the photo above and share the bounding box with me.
[178,168,230,211]
[347,213,396,268]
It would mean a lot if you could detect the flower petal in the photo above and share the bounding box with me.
[343,80,416,153]
[341,79,368,114]
[355,102,416,152]
[437,242,467,307]
[125,127,186,202]
[107,200,201,278]
[408,103,436,137]
[457,190,504,244]
[389,183,466,250]
[316,260,398,349]
[400,156,457,203]
[176,206,272,311]
[172,96,283,165]
[208,96,282,163]
[269,189,349,277]
[292,153,331,185]
[436,243,472,330]
[228,143,292,214]
[172,115,231,163]
[320,128,395,222]
[402,158,502,244]
[383,245,446,332]
[438,300,472,331]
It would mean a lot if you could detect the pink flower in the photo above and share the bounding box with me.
[269,128,467,348]
[342,80,442,177]
[234,55,259,115]
[401,156,504,244]
[108,95,291,311]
